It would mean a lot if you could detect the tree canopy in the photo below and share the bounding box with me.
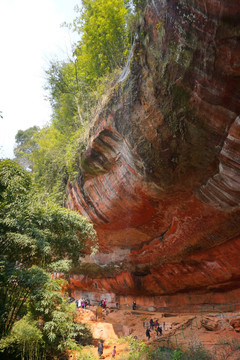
[0,159,96,356]
[0,159,96,269]
[14,126,40,170]
[74,0,130,80]
[13,1,134,204]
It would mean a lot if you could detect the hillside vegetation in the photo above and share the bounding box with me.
[0,1,143,358]
[14,0,141,204]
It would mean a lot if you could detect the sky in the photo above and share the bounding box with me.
[0,0,79,158]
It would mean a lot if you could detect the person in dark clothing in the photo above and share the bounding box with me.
[154,319,159,328]
[132,301,136,310]
[156,325,162,336]
[150,319,154,330]
[98,340,103,358]
[146,327,151,341]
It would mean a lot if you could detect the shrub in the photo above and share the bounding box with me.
[152,346,175,360]
[184,340,212,360]
[128,337,151,360]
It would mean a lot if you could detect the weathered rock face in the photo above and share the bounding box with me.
[67,0,240,309]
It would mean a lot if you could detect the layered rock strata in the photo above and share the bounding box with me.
[67,0,240,309]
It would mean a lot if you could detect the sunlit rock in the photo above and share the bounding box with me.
[67,0,240,310]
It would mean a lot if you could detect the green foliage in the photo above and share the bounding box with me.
[30,0,133,198]
[0,278,93,359]
[46,0,131,130]
[151,346,175,360]
[151,341,212,360]
[0,262,49,338]
[0,158,31,207]
[128,336,151,360]
[28,125,68,204]
[0,159,96,341]
[28,124,90,202]
[172,348,183,360]
[0,160,97,268]
[0,316,44,360]
[14,126,40,170]
[28,278,92,357]
[74,0,130,81]
[45,58,91,127]
[12,1,138,202]
[184,340,212,360]
[48,259,73,274]
[76,352,97,360]
[132,0,147,10]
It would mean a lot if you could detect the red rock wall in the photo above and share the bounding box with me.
[67,0,240,310]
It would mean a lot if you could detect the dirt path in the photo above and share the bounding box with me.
[73,307,240,359]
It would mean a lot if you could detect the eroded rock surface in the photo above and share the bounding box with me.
[67,0,240,309]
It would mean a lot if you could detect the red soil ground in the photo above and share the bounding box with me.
[70,306,240,359]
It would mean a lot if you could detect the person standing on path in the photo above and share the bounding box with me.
[96,306,102,321]
[156,325,162,336]
[146,327,151,341]
[112,345,116,358]
[98,340,103,358]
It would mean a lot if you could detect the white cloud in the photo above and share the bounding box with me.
[0,0,78,158]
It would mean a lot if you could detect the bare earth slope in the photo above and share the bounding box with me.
[74,307,240,359]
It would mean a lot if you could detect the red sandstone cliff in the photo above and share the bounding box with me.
[66,0,240,310]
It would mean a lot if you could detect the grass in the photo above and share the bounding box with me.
[79,335,215,360]
[216,337,240,360]
[218,337,240,351]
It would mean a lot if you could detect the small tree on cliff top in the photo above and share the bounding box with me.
[70,0,130,82]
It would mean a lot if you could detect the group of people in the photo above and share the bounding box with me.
[71,295,164,355]
[98,341,116,359]
[146,318,163,340]
[99,299,107,308]
[75,297,90,309]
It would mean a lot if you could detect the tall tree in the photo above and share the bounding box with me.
[28,125,68,204]
[38,0,132,201]
[73,0,130,81]
[0,159,97,338]
[14,126,40,170]
[45,0,131,132]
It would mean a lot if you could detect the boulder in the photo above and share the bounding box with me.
[201,317,219,331]
[230,319,240,332]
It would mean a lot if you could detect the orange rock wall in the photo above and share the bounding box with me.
[67,0,240,310]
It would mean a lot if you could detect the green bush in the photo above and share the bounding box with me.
[76,352,97,360]
[152,346,174,359]
[0,316,44,360]
[150,340,212,360]
[172,348,183,360]
[184,340,212,360]
[128,337,151,360]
